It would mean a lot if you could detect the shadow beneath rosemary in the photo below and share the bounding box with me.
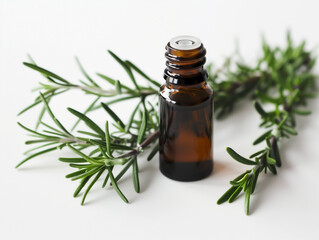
[138,162,158,193]
[249,131,305,214]
[249,174,280,214]
[241,98,318,214]
[77,186,114,206]
[15,161,64,172]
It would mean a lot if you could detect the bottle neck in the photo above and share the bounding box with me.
[164,42,207,86]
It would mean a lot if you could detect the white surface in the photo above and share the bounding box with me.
[1,0,319,239]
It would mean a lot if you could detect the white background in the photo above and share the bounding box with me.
[1,0,319,239]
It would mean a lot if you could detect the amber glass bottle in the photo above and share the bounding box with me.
[159,36,214,181]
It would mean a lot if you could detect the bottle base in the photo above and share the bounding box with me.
[160,159,213,182]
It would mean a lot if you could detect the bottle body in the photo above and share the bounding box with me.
[159,36,214,181]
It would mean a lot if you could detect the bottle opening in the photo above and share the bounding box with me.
[170,35,201,50]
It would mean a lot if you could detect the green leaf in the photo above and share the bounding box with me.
[244,183,252,215]
[254,101,268,118]
[132,157,140,193]
[59,157,87,163]
[81,167,106,205]
[91,95,141,112]
[147,143,159,161]
[25,139,59,145]
[88,139,105,148]
[253,130,272,145]
[71,166,103,181]
[16,146,58,168]
[27,54,36,65]
[69,163,91,169]
[137,105,147,144]
[293,108,311,115]
[115,80,122,94]
[110,143,133,151]
[230,174,248,186]
[289,89,300,106]
[257,93,281,104]
[251,171,259,194]
[302,92,317,98]
[249,150,266,159]
[101,102,125,129]
[71,96,101,131]
[217,186,237,205]
[270,138,281,167]
[228,185,243,203]
[226,147,256,165]
[39,92,72,135]
[75,57,100,87]
[125,102,141,133]
[23,142,58,155]
[73,176,92,197]
[104,158,127,166]
[242,179,248,192]
[35,105,47,130]
[232,172,249,182]
[17,122,59,139]
[267,164,277,175]
[89,147,101,156]
[68,107,105,139]
[66,169,86,178]
[107,168,129,203]
[104,121,113,158]
[236,63,252,72]
[43,130,66,137]
[67,144,101,165]
[266,153,276,165]
[114,159,134,183]
[77,130,100,138]
[281,125,298,135]
[107,50,140,91]
[18,90,69,116]
[98,145,109,159]
[40,121,66,135]
[125,60,161,87]
[96,73,133,92]
[277,114,288,129]
[23,62,70,84]
[102,166,113,188]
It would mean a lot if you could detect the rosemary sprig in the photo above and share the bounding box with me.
[18,32,317,213]
[215,32,317,215]
[17,51,160,204]
[18,50,159,129]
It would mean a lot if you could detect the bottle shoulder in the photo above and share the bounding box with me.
[159,82,213,106]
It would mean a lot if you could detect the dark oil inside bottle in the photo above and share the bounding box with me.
[159,36,214,181]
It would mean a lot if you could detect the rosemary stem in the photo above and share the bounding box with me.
[51,85,157,97]
[225,75,260,94]
[115,130,159,159]
[59,137,87,145]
